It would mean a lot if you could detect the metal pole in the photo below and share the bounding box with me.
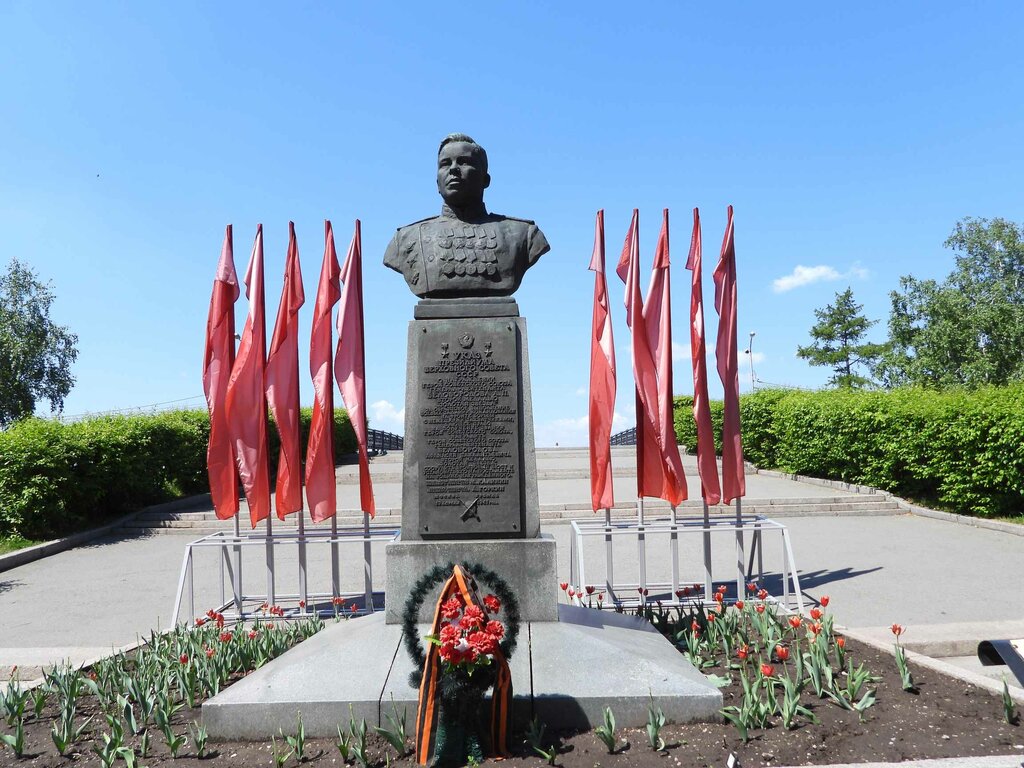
[266,513,275,607]
[746,331,757,392]
[637,497,646,603]
[187,549,195,625]
[670,504,679,602]
[735,497,745,601]
[331,515,340,599]
[702,501,712,602]
[297,512,308,613]
[604,507,614,604]
[233,515,243,614]
[172,546,192,625]
[782,527,806,614]
[363,511,374,614]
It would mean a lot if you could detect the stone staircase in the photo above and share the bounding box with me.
[124,491,901,536]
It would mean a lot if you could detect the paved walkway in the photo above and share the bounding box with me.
[2,448,1022,686]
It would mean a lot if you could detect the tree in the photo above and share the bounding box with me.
[0,258,79,427]
[796,287,885,388]
[876,217,1024,388]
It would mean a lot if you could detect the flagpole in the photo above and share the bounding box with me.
[233,513,243,614]
[670,503,679,602]
[703,500,712,602]
[735,497,745,603]
[331,515,340,600]
[297,509,307,613]
[603,506,615,605]
[265,512,275,608]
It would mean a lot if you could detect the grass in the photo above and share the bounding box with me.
[993,515,1024,526]
[0,535,42,555]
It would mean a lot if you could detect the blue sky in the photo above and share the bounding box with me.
[3,2,1023,446]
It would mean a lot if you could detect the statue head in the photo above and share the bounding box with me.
[436,133,490,209]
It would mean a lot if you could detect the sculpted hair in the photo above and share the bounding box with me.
[438,133,488,173]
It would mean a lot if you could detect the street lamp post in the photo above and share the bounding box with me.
[744,331,757,391]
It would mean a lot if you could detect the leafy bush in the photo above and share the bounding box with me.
[0,408,357,539]
[674,386,1024,518]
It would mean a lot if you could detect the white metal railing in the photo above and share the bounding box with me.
[171,515,399,625]
[568,505,805,613]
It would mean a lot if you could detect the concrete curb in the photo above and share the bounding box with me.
[753,468,1024,537]
[839,625,1024,706]
[0,492,212,574]
[775,756,1024,768]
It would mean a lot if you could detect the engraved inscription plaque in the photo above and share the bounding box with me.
[416,318,522,537]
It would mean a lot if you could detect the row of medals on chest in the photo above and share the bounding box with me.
[428,226,500,276]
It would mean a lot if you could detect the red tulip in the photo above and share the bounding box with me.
[559,582,568,592]
[820,595,830,607]
[788,616,802,629]
[568,588,575,598]
[810,608,823,621]
[707,612,716,623]
[691,619,700,632]
[219,631,233,643]
[746,582,757,593]
[735,600,745,611]
[736,645,749,660]
[760,663,775,677]
[179,653,189,665]
[205,647,215,658]
[757,588,768,600]
[836,637,846,648]
[891,623,903,637]
[597,592,604,602]
[775,645,790,661]
[755,604,766,614]
[809,622,823,636]
[713,592,724,604]
[298,600,306,609]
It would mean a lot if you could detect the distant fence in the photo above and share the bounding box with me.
[367,428,403,452]
[610,427,636,446]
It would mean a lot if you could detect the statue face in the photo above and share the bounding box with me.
[436,141,490,207]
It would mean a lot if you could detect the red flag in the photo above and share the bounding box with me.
[203,225,240,520]
[334,220,376,517]
[713,205,746,503]
[685,208,722,505]
[642,209,686,506]
[616,210,676,504]
[588,210,616,511]
[306,221,342,523]
[225,225,271,527]
[266,222,305,520]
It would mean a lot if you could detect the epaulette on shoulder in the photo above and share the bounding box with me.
[501,215,537,225]
[398,215,439,231]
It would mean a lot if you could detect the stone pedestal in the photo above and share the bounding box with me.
[384,535,558,623]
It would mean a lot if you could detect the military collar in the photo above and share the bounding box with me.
[441,202,488,221]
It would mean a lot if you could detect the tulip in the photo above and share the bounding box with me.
[775,645,790,661]
[559,582,568,592]
[760,663,775,677]
[735,600,745,611]
[836,637,846,649]
[891,623,903,637]
[179,653,189,665]
[567,588,575,598]
[788,616,802,629]
[755,604,766,614]
[736,645,749,660]
[746,582,757,593]
[585,585,595,595]
[820,595,830,607]
[757,588,768,600]
[810,607,823,621]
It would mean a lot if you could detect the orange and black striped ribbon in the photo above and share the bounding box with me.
[414,565,512,764]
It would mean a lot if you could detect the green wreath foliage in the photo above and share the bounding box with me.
[402,561,521,690]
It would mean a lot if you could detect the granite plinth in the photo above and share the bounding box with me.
[400,308,540,541]
[384,535,558,624]
[414,297,520,319]
[202,606,722,740]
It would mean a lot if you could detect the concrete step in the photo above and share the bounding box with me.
[124,498,901,534]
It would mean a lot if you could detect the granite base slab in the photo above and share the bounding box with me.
[202,605,722,740]
[384,535,558,624]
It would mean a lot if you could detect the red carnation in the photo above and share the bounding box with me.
[441,597,462,620]
[439,642,456,663]
[483,594,501,613]
[439,624,460,644]
[468,631,498,655]
[485,620,505,639]
[462,604,485,629]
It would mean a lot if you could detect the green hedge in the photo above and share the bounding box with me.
[0,408,357,540]
[673,386,1024,518]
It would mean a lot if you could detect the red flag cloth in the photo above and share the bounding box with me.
[685,208,722,506]
[306,221,342,523]
[588,210,616,511]
[225,225,272,527]
[334,220,376,517]
[203,225,240,520]
[616,210,681,505]
[642,210,687,506]
[266,222,306,520]
[713,205,746,503]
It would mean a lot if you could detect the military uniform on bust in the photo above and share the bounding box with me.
[383,201,549,298]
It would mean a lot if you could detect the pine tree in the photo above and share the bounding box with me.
[796,287,885,389]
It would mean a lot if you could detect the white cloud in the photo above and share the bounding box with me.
[574,386,587,396]
[672,341,690,361]
[772,264,870,293]
[369,399,404,433]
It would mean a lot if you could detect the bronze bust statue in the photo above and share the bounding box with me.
[384,134,550,298]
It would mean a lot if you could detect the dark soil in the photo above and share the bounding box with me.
[1,640,1020,768]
